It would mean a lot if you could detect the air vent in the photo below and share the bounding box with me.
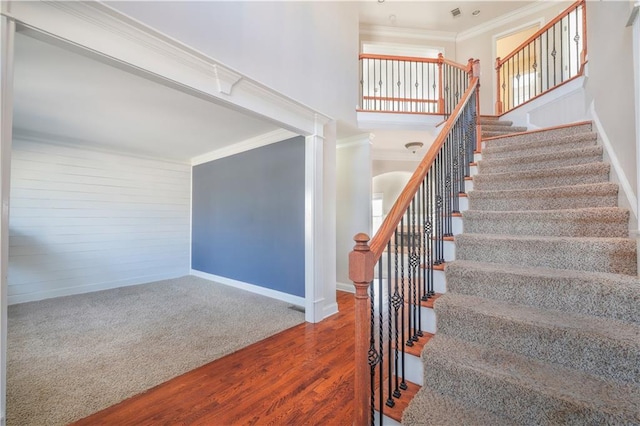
[451,7,461,17]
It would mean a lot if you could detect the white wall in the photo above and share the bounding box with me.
[584,1,637,202]
[336,137,372,288]
[105,1,360,137]
[8,138,191,304]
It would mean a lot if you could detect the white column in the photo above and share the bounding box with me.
[322,119,338,319]
[305,115,337,323]
[305,123,324,323]
[0,14,15,426]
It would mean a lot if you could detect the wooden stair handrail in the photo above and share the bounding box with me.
[369,77,479,262]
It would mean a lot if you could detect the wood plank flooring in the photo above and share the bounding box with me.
[73,292,357,425]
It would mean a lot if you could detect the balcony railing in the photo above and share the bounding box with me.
[359,53,477,116]
[496,0,587,114]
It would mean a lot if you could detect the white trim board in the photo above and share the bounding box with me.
[589,103,639,221]
[190,269,305,308]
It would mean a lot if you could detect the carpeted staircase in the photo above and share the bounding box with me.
[402,121,640,424]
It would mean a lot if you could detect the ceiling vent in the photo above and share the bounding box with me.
[451,8,462,18]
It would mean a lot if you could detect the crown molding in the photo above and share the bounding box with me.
[456,1,557,42]
[191,129,297,166]
[3,0,331,136]
[360,24,457,43]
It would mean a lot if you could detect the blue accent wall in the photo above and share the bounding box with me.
[192,137,305,297]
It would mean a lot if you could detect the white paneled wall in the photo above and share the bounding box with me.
[8,139,191,304]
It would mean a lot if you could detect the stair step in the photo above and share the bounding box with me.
[435,293,640,385]
[422,335,640,425]
[402,386,514,426]
[482,132,597,160]
[478,119,513,127]
[478,145,603,174]
[473,162,610,191]
[468,182,619,211]
[445,260,640,324]
[455,233,637,275]
[483,121,593,145]
[481,124,527,133]
[482,130,522,138]
[461,207,630,238]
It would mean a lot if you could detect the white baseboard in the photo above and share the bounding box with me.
[589,103,639,221]
[322,302,339,319]
[8,271,188,305]
[190,269,305,308]
[336,281,355,293]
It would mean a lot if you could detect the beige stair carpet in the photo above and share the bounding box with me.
[403,121,640,425]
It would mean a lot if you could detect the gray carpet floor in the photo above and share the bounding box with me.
[7,275,305,426]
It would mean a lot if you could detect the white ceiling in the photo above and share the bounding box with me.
[12,32,282,163]
[358,1,536,34]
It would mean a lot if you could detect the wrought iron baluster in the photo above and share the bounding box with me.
[377,263,384,422]
[411,196,420,343]
[574,7,580,77]
[392,229,402,398]
[368,281,377,426]
[426,168,434,297]
[385,242,394,408]
[399,216,407,390]
[533,38,538,97]
[552,24,557,87]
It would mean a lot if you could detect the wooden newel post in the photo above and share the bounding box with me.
[349,233,375,426]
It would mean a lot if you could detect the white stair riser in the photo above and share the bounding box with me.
[470,165,478,176]
[400,352,424,385]
[474,153,482,162]
[452,216,463,235]
[459,197,468,211]
[465,180,474,192]
[444,240,455,262]
[420,306,437,334]
[433,270,446,293]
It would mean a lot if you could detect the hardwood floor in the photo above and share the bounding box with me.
[73,292,357,425]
